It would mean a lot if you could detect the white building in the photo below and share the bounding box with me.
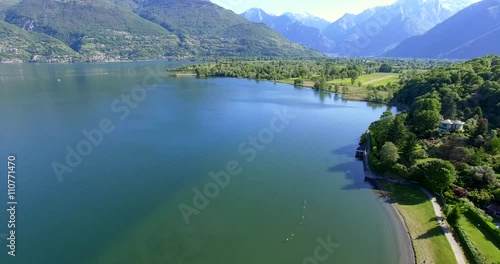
[439,120,465,133]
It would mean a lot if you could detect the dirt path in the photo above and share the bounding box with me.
[418,187,467,264]
[364,75,397,85]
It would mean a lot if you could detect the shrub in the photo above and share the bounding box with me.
[468,189,494,205]
[453,187,469,198]
[391,163,410,178]
[412,148,428,159]
[454,223,487,264]
[466,208,500,243]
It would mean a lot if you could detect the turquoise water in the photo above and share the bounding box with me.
[0,62,408,264]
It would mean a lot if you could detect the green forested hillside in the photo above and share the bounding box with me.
[366,55,500,211]
[392,55,500,127]
[0,0,20,11]
[0,20,78,62]
[3,0,184,61]
[136,0,323,57]
[0,0,322,62]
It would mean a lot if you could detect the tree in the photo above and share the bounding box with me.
[473,106,483,118]
[474,118,489,138]
[445,205,462,225]
[334,84,340,93]
[492,188,500,201]
[414,98,442,113]
[489,137,500,155]
[469,166,497,186]
[412,159,457,193]
[379,63,393,73]
[441,95,457,119]
[348,70,360,85]
[401,133,417,164]
[339,71,347,85]
[313,76,327,90]
[387,113,408,147]
[380,142,399,165]
[370,110,395,147]
[294,78,303,86]
[341,86,349,94]
[412,110,442,136]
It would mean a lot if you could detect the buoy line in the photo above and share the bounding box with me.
[283,200,307,243]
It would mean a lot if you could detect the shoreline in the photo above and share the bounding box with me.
[363,136,416,264]
[170,73,380,103]
[372,179,417,264]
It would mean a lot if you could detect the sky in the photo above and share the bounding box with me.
[211,0,398,22]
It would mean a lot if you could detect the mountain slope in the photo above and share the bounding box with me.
[0,20,78,62]
[241,8,275,26]
[1,0,321,61]
[136,0,323,57]
[0,0,20,11]
[385,0,500,59]
[241,8,334,53]
[323,0,478,56]
[3,0,184,60]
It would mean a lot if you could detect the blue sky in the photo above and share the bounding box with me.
[211,0,398,22]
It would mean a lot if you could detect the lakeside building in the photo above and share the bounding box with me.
[438,119,465,133]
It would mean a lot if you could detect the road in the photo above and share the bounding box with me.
[418,187,467,264]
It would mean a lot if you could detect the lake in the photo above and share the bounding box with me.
[0,62,410,264]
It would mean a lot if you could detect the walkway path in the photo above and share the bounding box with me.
[363,74,397,85]
[418,187,467,264]
[364,133,466,264]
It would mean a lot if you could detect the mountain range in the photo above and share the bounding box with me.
[1,0,499,62]
[282,12,331,31]
[241,0,480,56]
[385,0,500,59]
[240,8,334,52]
[0,0,322,62]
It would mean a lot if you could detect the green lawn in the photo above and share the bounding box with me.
[381,182,457,264]
[458,213,500,263]
[329,73,399,86]
[279,73,398,101]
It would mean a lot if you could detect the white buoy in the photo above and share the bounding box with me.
[58,79,61,82]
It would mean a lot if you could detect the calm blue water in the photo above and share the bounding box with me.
[0,62,409,264]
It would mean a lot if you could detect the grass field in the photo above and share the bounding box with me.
[381,182,457,264]
[458,213,500,263]
[329,73,400,87]
[278,79,388,101]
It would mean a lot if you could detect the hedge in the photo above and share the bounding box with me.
[466,208,500,243]
[452,222,487,264]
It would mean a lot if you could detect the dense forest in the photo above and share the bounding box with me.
[369,55,500,201]
[366,55,500,263]
[173,58,455,102]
